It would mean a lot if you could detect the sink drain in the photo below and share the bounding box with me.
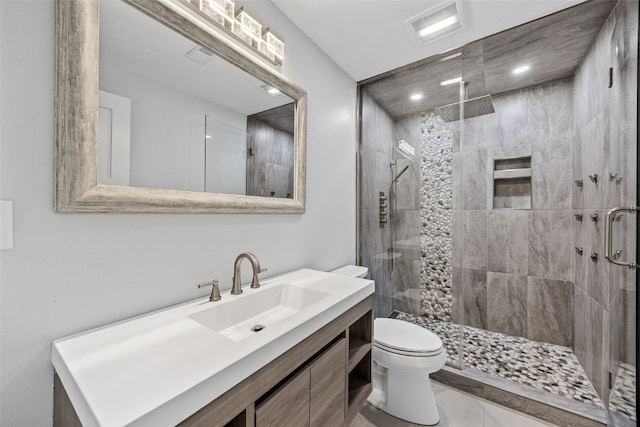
[251,324,266,333]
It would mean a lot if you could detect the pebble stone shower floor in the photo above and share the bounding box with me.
[394,311,608,408]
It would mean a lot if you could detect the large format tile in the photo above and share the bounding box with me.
[487,272,527,337]
[433,382,486,427]
[462,269,487,329]
[491,89,529,147]
[526,79,573,144]
[580,110,610,209]
[585,298,606,401]
[526,277,573,346]
[532,139,572,210]
[528,210,572,281]
[487,210,529,275]
[585,209,609,306]
[572,133,584,209]
[621,289,636,365]
[573,287,590,368]
[572,209,586,292]
[462,150,488,210]
[462,210,488,270]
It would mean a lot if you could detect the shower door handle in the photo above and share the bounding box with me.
[605,206,639,269]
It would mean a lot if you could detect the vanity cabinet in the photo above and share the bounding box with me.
[254,338,345,427]
[53,295,373,427]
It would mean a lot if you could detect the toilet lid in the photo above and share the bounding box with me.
[374,318,443,356]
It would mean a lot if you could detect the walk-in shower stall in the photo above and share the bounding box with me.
[357,1,637,425]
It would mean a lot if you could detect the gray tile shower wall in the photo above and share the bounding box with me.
[361,92,395,318]
[571,0,637,403]
[453,80,575,347]
[246,117,294,198]
[392,114,422,316]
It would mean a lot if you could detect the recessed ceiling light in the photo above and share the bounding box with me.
[259,84,284,97]
[512,65,531,75]
[410,93,424,101]
[440,76,462,86]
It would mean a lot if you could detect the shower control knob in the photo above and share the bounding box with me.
[575,247,583,255]
[591,213,599,222]
[590,252,598,262]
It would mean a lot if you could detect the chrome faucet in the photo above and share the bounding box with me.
[231,252,266,295]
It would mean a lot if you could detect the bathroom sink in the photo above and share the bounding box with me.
[189,283,329,341]
[51,268,373,427]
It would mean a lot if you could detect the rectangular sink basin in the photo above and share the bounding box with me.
[189,283,330,341]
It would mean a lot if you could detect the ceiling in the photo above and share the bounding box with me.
[99,0,293,117]
[272,0,589,82]
[360,0,616,118]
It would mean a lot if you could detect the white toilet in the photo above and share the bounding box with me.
[331,265,447,426]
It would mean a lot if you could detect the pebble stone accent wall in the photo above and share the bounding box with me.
[396,311,605,409]
[419,113,454,321]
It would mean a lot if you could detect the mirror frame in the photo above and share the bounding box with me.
[55,0,307,213]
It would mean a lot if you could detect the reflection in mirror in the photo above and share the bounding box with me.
[97,0,296,198]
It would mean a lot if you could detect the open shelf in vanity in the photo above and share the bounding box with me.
[346,308,373,423]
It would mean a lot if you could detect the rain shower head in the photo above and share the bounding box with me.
[434,94,495,122]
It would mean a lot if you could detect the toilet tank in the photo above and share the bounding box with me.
[330,265,368,278]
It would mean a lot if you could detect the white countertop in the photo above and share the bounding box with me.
[52,268,374,427]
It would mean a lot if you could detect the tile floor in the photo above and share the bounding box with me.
[394,312,604,408]
[350,382,558,427]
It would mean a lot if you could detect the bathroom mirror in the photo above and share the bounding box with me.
[55,0,307,213]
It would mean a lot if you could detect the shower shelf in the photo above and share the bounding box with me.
[493,168,532,180]
[492,156,532,209]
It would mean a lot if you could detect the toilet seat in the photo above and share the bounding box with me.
[374,318,443,356]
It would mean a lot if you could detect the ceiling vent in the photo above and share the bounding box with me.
[405,1,464,46]
[185,45,215,65]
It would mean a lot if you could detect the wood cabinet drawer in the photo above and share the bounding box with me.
[255,367,310,427]
[310,338,346,427]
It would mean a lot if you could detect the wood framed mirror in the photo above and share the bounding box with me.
[55,0,307,213]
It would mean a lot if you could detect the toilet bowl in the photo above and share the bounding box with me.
[331,265,447,426]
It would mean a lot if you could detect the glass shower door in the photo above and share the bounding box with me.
[606,0,637,423]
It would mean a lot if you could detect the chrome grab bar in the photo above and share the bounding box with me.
[605,206,638,269]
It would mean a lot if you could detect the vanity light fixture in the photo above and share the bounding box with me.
[199,0,235,30]
[234,7,262,48]
[183,0,285,66]
[440,76,462,86]
[406,1,463,45]
[262,28,285,62]
[512,65,531,75]
[410,93,424,101]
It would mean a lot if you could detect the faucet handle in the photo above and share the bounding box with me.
[198,279,221,302]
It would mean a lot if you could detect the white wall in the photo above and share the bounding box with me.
[0,1,357,425]
[100,60,248,192]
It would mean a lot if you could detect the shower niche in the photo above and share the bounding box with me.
[491,156,532,209]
